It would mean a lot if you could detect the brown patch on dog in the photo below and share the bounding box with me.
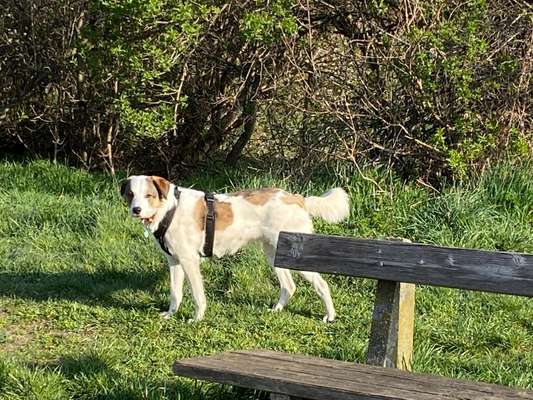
[194,198,234,231]
[151,176,170,199]
[143,177,163,209]
[194,199,207,231]
[214,201,234,230]
[231,188,279,206]
[281,193,305,208]
[147,193,162,209]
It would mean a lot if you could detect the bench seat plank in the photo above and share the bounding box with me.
[275,232,533,296]
[173,350,533,400]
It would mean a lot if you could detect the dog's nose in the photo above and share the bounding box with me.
[132,206,141,215]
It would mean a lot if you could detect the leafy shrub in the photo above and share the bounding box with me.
[1,0,531,180]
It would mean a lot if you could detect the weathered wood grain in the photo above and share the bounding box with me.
[270,394,306,400]
[397,283,415,370]
[366,280,400,368]
[366,281,416,370]
[173,234,533,399]
[274,232,533,296]
[173,350,533,400]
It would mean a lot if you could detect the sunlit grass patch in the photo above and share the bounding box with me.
[0,158,531,399]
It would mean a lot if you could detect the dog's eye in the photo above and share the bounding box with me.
[127,191,134,198]
[145,194,154,198]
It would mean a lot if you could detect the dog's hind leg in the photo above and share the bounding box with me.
[271,267,296,312]
[297,270,336,322]
[263,243,296,312]
[160,261,184,319]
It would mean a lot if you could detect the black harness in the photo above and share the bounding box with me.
[153,188,216,258]
[153,186,180,256]
[203,192,216,257]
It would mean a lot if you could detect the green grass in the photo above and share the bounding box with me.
[0,158,532,399]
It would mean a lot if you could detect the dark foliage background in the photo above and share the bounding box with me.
[1,0,531,181]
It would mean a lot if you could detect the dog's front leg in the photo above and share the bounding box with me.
[160,262,184,319]
[181,255,206,322]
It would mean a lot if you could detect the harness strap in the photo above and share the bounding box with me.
[203,192,216,257]
[153,187,180,257]
[152,188,216,258]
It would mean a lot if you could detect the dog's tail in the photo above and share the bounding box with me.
[304,188,350,223]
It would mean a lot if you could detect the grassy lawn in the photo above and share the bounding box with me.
[0,159,532,399]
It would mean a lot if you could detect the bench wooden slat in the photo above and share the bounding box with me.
[274,232,533,296]
[173,350,533,400]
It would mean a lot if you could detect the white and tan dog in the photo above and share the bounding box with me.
[121,176,350,322]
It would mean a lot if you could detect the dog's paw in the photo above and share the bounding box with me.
[270,304,284,312]
[160,310,175,319]
[322,314,335,323]
[186,312,205,323]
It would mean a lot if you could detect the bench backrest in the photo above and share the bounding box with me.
[275,231,533,370]
[275,232,533,297]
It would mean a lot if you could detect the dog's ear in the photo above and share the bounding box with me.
[120,178,131,201]
[151,176,170,199]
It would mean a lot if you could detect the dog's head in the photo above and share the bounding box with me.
[120,175,171,224]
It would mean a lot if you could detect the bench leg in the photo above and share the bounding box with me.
[271,394,307,400]
[366,280,415,370]
[397,282,415,369]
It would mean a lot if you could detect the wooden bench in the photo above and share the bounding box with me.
[173,232,533,400]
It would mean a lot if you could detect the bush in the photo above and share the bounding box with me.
[1,1,531,180]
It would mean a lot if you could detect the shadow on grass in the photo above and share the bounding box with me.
[204,262,322,319]
[0,270,165,310]
[28,352,267,400]
[0,260,338,322]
